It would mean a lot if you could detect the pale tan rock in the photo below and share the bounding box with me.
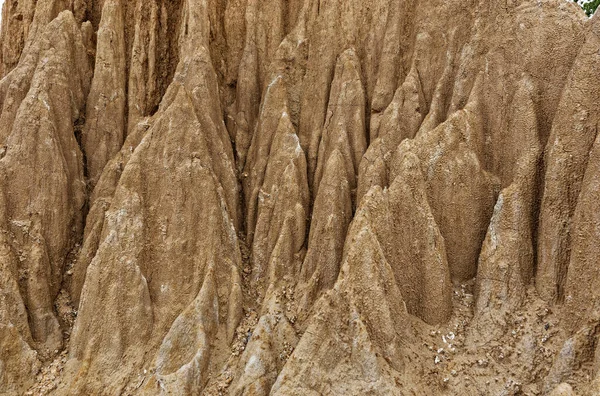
[72,0,240,305]
[292,48,367,318]
[232,217,303,394]
[297,150,352,318]
[250,107,308,298]
[381,153,453,324]
[537,12,600,303]
[0,10,92,396]
[544,323,600,394]
[376,64,426,145]
[0,172,41,394]
[147,266,226,394]
[63,2,242,394]
[313,48,367,199]
[0,320,40,395]
[70,119,149,305]
[357,64,426,203]
[0,0,37,77]
[369,0,411,132]
[470,78,541,344]
[2,1,600,395]
[82,0,126,188]
[224,0,247,86]
[549,383,577,396]
[298,0,393,187]
[67,86,242,394]
[127,0,183,133]
[0,8,91,373]
[232,0,299,167]
[562,130,600,335]
[416,34,459,136]
[233,104,308,394]
[243,76,289,244]
[271,205,409,395]
[391,109,500,282]
[231,297,298,395]
[356,138,388,204]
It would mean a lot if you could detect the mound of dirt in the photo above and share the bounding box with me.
[1,0,600,395]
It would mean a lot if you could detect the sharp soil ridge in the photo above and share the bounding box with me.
[0,0,599,395]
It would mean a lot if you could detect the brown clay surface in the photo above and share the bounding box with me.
[1,1,600,395]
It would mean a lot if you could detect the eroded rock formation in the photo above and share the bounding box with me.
[1,0,600,395]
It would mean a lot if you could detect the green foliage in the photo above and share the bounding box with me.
[575,0,600,17]
[584,0,600,16]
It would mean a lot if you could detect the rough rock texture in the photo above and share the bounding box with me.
[1,1,600,395]
[537,11,600,303]
[0,8,91,394]
[81,0,126,188]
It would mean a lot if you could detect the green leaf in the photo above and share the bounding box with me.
[583,0,600,16]
[576,0,600,16]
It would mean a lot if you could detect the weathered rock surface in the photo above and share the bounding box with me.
[469,78,541,344]
[1,1,600,395]
[537,11,600,303]
[81,0,126,188]
[0,8,91,394]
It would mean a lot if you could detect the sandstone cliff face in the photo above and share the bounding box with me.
[1,1,600,395]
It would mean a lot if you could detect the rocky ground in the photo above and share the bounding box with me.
[1,0,600,395]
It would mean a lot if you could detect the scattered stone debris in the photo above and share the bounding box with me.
[24,350,68,396]
[231,310,259,358]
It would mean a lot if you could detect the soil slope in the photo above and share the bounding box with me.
[1,1,600,395]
